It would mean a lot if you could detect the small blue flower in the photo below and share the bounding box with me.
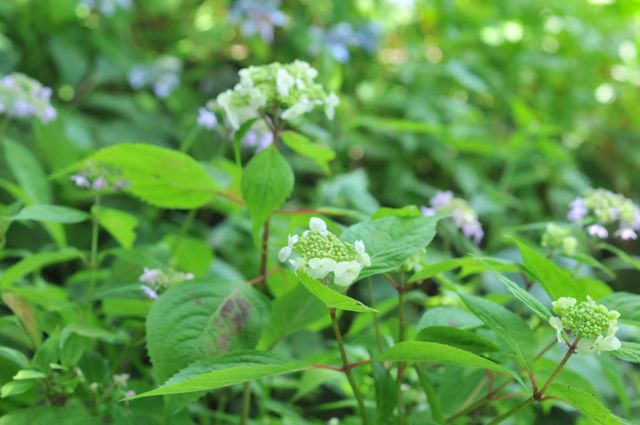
[229,0,288,43]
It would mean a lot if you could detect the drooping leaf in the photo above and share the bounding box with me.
[0,248,83,289]
[132,351,308,398]
[2,293,41,347]
[545,383,625,425]
[9,205,89,224]
[88,143,218,209]
[241,146,294,237]
[341,215,439,279]
[96,207,138,249]
[416,326,499,354]
[297,273,376,313]
[613,341,640,364]
[281,131,336,174]
[377,341,512,375]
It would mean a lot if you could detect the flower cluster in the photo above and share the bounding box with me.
[278,217,371,287]
[0,73,56,123]
[310,22,381,63]
[421,191,484,244]
[567,188,640,240]
[69,165,129,192]
[197,106,218,130]
[129,56,182,99]
[80,0,132,16]
[139,267,194,300]
[215,61,339,129]
[229,0,288,43]
[549,296,621,355]
[541,223,578,255]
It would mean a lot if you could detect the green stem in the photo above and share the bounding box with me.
[87,194,101,303]
[487,398,533,425]
[367,278,384,353]
[396,284,406,424]
[170,209,198,267]
[180,126,201,153]
[330,308,369,425]
[240,383,251,425]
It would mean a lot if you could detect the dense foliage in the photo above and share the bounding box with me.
[1,1,640,424]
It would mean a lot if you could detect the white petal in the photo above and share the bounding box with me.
[278,246,292,263]
[288,234,299,248]
[576,338,596,356]
[549,316,565,343]
[356,252,371,268]
[309,217,327,234]
[289,257,306,272]
[333,261,361,286]
[598,335,621,352]
[354,240,365,254]
[307,258,336,279]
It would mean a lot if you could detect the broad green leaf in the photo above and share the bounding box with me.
[564,252,615,280]
[417,306,483,331]
[416,326,499,353]
[410,258,465,283]
[132,351,308,398]
[298,273,376,313]
[341,215,439,279]
[281,131,336,174]
[241,146,294,236]
[371,205,421,219]
[0,248,83,289]
[373,362,396,425]
[88,143,217,209]
[0,380,37,398]
[0,406,101,425]
[96,207,138,249]
[9,205,89,223]
[259,284,326,349]
[165,235,214,276]
[477,257,551,321]
[146,281,270,383]
[545,383,625,425]
[600,292,640,326]
[377,341,511,375]
[0,347,30,369]
[4,139,65,246]
[13,370,46,380]
[416,364,444,424]
[458,293,534,364]
[232,118,258,168]
[516,240,584,300]
[352,116,442,134]
[2,293,41,347]
[613,341,640,364]
[599,243,640,271]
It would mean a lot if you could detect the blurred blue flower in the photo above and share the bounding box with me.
[311,22,382,63]
[128,56,182,99]
[80,0,132,16]
[229,0,288,43]
[0,73,57,123]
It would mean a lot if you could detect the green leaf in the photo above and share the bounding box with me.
[88,143,218,209]
[377,341,511,375]
[146,281,270,384]
[476,257,551,321]
[165,235,214,277]
[96,207,138,249]
[2,293,41,347]
[416,364,444,424]
[9,205,89,224]
[241,146,294,236]
[410,258,465,283]
[4,139,66,246]
[545,383,625,425]
[0,347,30,369]
[371,205,421,219]
[599,243,640,271]
[416,326,499,353]
[458,293,534,364]
[516,240,584,300]
[600,292,640,326]
[373,362,396,425]
[0,248,83,289]
[281,131,336,174]
[298,273,376,313]
[352,116,442,134]
[613,341,640,363]
[132,351,308,398]
[0,406,101,425]
[13,370,47,380]
[341,215,439,279]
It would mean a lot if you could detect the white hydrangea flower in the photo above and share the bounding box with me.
[276,68,295,97]
[576,334,621,355]
[289,256,307,271]
[281,97,315,120]
[549,316,565,343]
[324,92,340,120]
[309,217,329,236]
[278,234,299,262]
[587,224,608,238]
[354,240,371,267]
[307,258,337,279]
[333,260,362,287]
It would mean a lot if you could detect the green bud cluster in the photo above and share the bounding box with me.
[294,231,356,262]
[558,299,617,339]
[541,223,577,254]
[584,188,638,224]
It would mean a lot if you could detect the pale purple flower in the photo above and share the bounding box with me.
[0,73,56,123]
[139,267,161,285]
[420,206,436,216]
[587,224,608,238]
[430,191,454,209]
[462,221,484,244]
[243,128,273,152]
[197,107,217,130]
[70,174,91,188]
[129,57,181,99]
[113,179,130,190]
[140,285,158,300]
[615,227,637,240]
[632,210,640,230]
[40,106,57,123]
[230,0,288,43]
[567,197,588,222]
[184,273,195,280]
[92,176,109,190]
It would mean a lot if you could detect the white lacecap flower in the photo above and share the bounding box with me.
[333,260,362,286]
[184,273,195,280]
[197,107,217,130]
[587,224,608,238]
[289,256,307,271]
[549,316,565,343]
[576,334,621,355]
[324,92,340,120]
[309,217,329,236]
[276,68,295,97]
[112,373,130,388]
[307,258,337,279]
[615,227,637,240]
[430,191,454,209]
[140,285,158,300]
[281,97,314,120]
[354,240,371,267]
[278,246,292,262]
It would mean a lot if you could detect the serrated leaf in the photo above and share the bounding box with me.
[298,273,376,313]
[88,143,217,209]
[613,341,640,363]
[516,240,584,300]
[377,341,512,375]
[600,292,640,326]
[416,326,499,353]
[0,248,83,289]
[0,406,101,425]
[241,146,294,237]
[281,131,335,174]
[341,215,439,279]
[9,205,89,223]
[458,293,534,365]
[132,351,308,398]
[545,383,625,425]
